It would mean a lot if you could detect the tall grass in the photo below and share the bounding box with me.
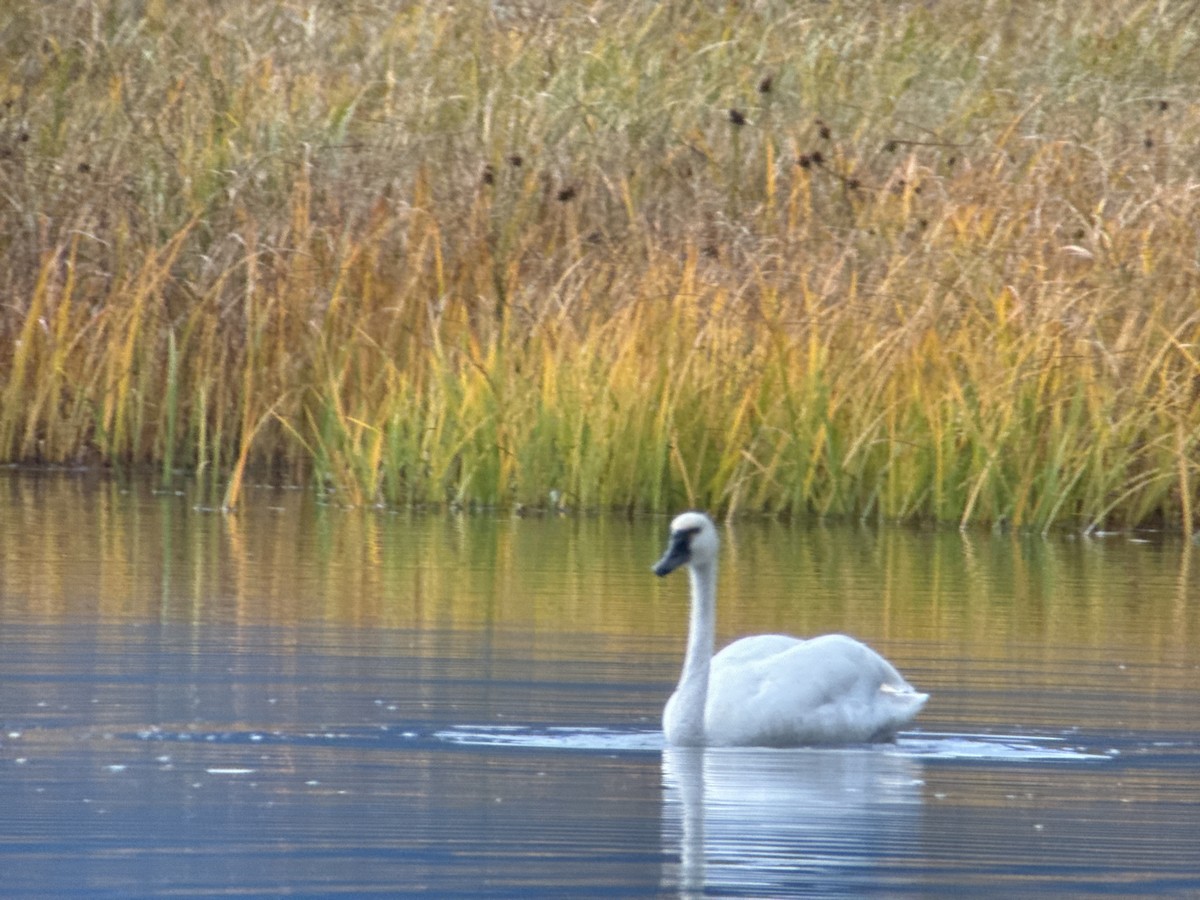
[1,0,1199,532]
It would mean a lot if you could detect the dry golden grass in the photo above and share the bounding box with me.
[2,0,1199,531]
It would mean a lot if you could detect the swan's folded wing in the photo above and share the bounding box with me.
[705,633,926,746]
[710,634,801,670]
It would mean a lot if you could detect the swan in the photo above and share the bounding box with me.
[653,511,928,747]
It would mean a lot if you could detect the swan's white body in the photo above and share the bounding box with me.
[654,512,928,747]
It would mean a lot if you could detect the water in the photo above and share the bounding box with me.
[1,473,1198,896]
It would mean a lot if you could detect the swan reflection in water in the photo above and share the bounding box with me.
[661,746,924,896]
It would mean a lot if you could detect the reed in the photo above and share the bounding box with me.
[1,0,1198,531]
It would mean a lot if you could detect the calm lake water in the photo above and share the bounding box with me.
[1,473,1198,897]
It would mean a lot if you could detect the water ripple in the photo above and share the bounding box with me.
[432,725,1110,762]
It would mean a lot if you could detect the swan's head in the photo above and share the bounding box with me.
[653,511,719,576]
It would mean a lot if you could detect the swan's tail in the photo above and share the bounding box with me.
[879,681,929,719]
[880,681,925,698]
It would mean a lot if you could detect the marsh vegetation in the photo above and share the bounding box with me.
[2,1,1198,531]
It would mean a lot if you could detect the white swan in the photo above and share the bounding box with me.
[653,511,928,747]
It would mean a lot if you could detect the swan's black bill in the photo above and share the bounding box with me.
[653,528,696,576]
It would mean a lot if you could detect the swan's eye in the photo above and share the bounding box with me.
[669,526,702,549]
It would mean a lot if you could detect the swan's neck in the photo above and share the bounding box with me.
[672,560,716,746]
